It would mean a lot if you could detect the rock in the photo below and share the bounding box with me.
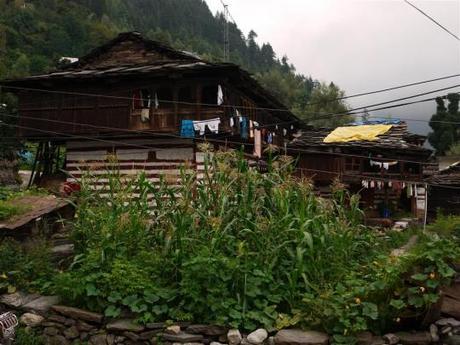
[187,324,227,336]
[51,305,104,324]
[162,333,204,343]
[166,325,182,334]
[210,342,226,345]
[436,318,460,327]
[51,243,74,257]
[141,330,163,340]
[77,320,96,332]
[90,333,108,345]
[41,321,66,329]
[446,334,460,345]
[267,336,275,345]
[429,324,439,342]
[228,329,243,345]
[19,312,44,327]
[47,314,67,324]
[356,332,373,345]
[395,331,432,345]
[44,327,59,336]
[106,319,145,332]
[123,331,140,341]
[274,330,329,345]
[247,329,268,344]
[65,318,76,326]
[219,334,228,343]
[114,336,126,344]
[80,332,89,341]
[22,295,60,313]
[0,292,40,308]
[382,333,399,345]
[46,335,71,345]
[107,334,116,345]
[147,322,165,330]
[370,337,385,345]
[171,343,203,345]
[443,326,454,334]
[441,297,460,319]
[64,325,80,339]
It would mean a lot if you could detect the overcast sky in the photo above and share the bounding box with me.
[205,0,460,135]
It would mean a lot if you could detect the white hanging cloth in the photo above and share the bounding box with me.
[217,85,224,105]
[193,118,221,135]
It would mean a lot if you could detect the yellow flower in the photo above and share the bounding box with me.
[420,286,426,293]
[355,297,361,304]
[429,272,436,279]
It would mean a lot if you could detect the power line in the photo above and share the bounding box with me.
[2,119,455,189]
[3,81,460,123]
[0,112,439,166]
[404,0,460,41]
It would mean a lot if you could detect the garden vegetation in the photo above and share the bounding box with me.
[0,148,458,344]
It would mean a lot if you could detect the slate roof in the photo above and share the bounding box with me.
[289,123,432,158]
[428,162,460,185]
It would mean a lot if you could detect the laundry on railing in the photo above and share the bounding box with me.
[370,160,398,170]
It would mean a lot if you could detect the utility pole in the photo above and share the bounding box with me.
[221,0,230,61]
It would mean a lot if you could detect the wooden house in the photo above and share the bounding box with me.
[427,162,460,216]
[2,32,301,189]
[289,122,434,221]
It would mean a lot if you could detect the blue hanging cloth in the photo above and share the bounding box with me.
[180,119,195,138]
[240,117,249,139]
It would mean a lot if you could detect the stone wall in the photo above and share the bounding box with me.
[2,289,460,345]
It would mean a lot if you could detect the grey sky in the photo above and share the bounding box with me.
[206,0,460,135]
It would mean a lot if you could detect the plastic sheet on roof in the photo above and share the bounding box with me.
[323,124,393,143]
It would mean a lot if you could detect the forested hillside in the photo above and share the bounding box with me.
[0,0,350,125]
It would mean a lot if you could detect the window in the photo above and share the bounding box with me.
[156,87,174,109]
[132,89,151,109]
[202,85,219,105]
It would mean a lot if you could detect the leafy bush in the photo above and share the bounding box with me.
[0,239,55,293]
[428,211,460,237]
[50,148,459,337]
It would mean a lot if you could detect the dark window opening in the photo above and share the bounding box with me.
[132,89,151,109]
[157,88,174,109]
[202,85,219,105]
[178,86,195,104]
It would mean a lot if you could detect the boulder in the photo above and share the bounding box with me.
[64,326,80,339]
[76,320,96,332]
[89,333,108,345]
[22,295,60,313]
[228,329,243,345]
[436,318,460,327]
[445,334,460,345]
[1,292,40,308]
[166,325,182,334]
[382,333,399,345]
[46,335,71,345]
[441,297,460,319]
[44,327,59,336]
[356,331,373,345]
[429,324,439,342]
[162,332,204,343]
[106,319,145,333]
[19,313,44,327]
[147,322,165,330]
[187,324,227,336]
[395,331,432,345]
[51,305,103,324]
[247,329,268,344]
[274,329,329,345]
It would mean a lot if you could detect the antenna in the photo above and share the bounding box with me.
[221,0,230,61]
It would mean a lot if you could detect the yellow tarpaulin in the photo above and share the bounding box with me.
[323,124,392,143]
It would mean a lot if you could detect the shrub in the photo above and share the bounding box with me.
[50,148,459,337]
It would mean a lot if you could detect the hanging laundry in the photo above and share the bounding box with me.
[141,89,151,108]
[254,128,262,158]
[240,117,249,139]
[206,119,220,134]
[370,180,375,188]
[180,120,195,138]
[267,132,273,144]
[217,85,224,105]
[283,128,287,137]
[154,92,159,109]
[230,117,234,127]
[249,120,254,138]
[406,184,413,198]
[193,118,221,135]
[141,108,150,122]
[132,89,142,109]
